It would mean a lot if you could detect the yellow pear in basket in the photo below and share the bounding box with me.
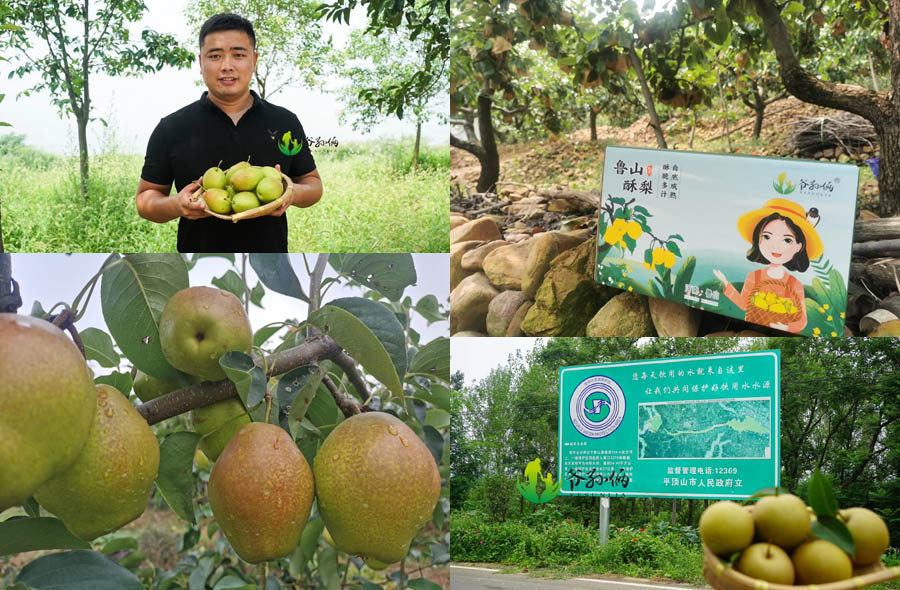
[256,176,283,203]
[225,161,250,184]
[752,493,810,550]
[839,507,890,565]
[204,188,232,214]
[792,539,852,584]
[261,166,281,182]
[232,191,260,213]
[231,167,264,192]
[736,543,795,585]
[202,165,226,190]
[699,500,754,557]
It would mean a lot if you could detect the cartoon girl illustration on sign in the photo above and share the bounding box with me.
[713,198,823,333]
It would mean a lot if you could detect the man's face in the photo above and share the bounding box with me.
[199,30,257,101]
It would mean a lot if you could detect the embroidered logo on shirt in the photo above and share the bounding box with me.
[278,130,303,156]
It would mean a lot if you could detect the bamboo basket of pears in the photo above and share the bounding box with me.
[190,160,293,223]
[701,481,900,590]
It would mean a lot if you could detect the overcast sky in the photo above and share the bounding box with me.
[451,337,543,387]
[9,253,448,374]
[0,0,448,155]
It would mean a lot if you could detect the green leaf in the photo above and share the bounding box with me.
[317,546,340,590]
[423,425,444,466]
[306,385,340,431]
[424,409,450,430]
[211,270,246,302]
[213,575,255,590]
[80,327,119,368]
[0,518,90,555]
[808,470,838,516]
[307,305,403,397]
[413,295,445,324]
[666,241,682,258]
[189,557,215,590]
[328,297,408,378]
[17,550,141,589]
[95,371,133,397]
[812,515,855,556]
[155,432,202,524]
[253,324,283,348]
[100,254,189,384]
[249,254,308,302]
[250,282,265,308]
[286,366,327,439]
[414,383,450,411]
[220,352,267,408]
[100,536,139,554]
[409,337,450,382]
[673,256,696,302]
[407,579,442,590]
[328,254,417,301]
[23,497,39,517]
[289,517,325,576]
[782,0,804,14]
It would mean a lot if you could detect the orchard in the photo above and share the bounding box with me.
[0,253,450,590]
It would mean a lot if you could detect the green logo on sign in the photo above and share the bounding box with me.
[278,130,303,156]
[773,171,796,195]
[516,458,560,504]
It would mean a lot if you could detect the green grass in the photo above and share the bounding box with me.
[0,137,448,253]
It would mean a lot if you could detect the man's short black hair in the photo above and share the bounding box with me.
[199,13,256,51]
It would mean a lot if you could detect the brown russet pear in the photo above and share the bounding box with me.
[159,287,253,381]
[208,422,314,563]
[839,507,890,565]
[191,398,251,461]
[313,412,441,565]
[753,493,810,550]
[699,501,754,557]
[0,314,96,512]
[33,384,160,540]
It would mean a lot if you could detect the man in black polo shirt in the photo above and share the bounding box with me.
[136,13,323,252]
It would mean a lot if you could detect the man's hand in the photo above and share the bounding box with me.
[176,178,211,220]
[268,164,293,217]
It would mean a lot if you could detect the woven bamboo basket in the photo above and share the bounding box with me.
[190,172,293,223]
[702,543,900,590]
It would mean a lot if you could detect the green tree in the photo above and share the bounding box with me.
[330,25,447,170]
[2,0,194,199]
[185,0,331,100]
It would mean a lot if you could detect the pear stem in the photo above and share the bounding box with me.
[264,391,273,423]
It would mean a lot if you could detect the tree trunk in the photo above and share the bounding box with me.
[752,85,765,140]
[449,81,500,193]
[688,499,694,525]
[629,46,667,149]
[0,200,4,254]
[590,109,598,142]
[718,72,733,152]
[76,114,89,199]
[868,53,880,92]
[671,498,677,526]
[412,122,421,172]
[752,0,900,215]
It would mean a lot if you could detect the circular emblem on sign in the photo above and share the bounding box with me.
[569,375,626,439]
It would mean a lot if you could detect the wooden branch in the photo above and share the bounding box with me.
[450,132,485,158]
[535,188,601,208]
[854,218,900,242]
[850,260,900,295]
[751,0,889,124]
[491,104,527,115]
[136,335,370,424]
[852,239,900,257]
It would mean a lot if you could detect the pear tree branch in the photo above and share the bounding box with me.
[136,335,367,425]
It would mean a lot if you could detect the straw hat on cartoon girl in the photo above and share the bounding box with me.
[713,198,823,333]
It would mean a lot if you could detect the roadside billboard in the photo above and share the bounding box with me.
[558,350,780,499]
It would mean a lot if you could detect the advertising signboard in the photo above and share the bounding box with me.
[595,146,858,337]
[558,350,780,499]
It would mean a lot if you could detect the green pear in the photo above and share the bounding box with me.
[225,161,250,184]
[753,493,810,550]
[33,384,160,540]
[191,398,251,461]
[0,314,96,512]
[202,165,226,190]
[204,188,232,214]
[255,176,284,203]
[261,166,281,182]
[314,412,441,565]
[699,501,754,557]
[159,287,253,381]
[792,540,852,584]
[839,507,889,565]
[736,543,795,585]
[231,167,264,192]
[232,191,260,213]
[133,369,179,403]
[208,422,314,563]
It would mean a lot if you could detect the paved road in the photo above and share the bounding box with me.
[450,565,709,590]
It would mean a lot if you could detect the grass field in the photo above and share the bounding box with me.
[0,136,449,253]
